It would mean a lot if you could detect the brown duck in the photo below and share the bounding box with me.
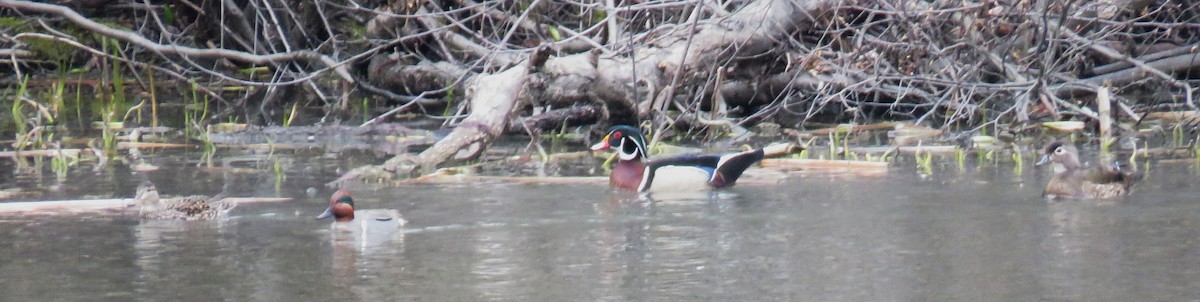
[1034,141,1142,199]
[136,181,236,220]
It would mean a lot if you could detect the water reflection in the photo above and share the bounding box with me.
[133,219,236,300]
[327,227,407,301]
[2,150,1200,300]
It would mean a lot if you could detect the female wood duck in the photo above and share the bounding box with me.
[136,181,236,220]
[316,190,406,228]
[590,125,769,192]
[1035,141,1142,199]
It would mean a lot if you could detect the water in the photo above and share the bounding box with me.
[2,148,1199,301]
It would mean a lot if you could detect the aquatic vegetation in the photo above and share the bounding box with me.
[72,72,84,128]
[47,67,66,124]
[914,146,934,175]
[122,100,147,124]
[283,102,298,127]
[99,113,119,157]
[201,125,216,167]
[10,75,29,135]
[105,38,129,118]
[183,82,209,138]
[1172,124,1186,147]
[360,97,370,124]
[273,159,286,193]
[955,148,966,171]
[1010,143,1023,175]
[145,65,159,127]
[49,144,79,181]
[1194,137,1199,160]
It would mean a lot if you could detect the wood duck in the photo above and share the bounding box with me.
[590,125,769,192]
[316,190,406,227]
[136,181,236,220]
[1034,141,1142,199]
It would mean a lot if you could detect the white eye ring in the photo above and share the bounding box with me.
[1054,147,1065,154]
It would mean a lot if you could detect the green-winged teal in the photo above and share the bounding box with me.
[316,190,406,228]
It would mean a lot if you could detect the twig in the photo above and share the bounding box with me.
[360,91,431,127]
[0,0,354,82]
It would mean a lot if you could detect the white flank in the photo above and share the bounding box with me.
[644,166,712,192]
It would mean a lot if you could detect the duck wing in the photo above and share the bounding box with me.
[643,149,765,189]
[171,195,214,216]
[1084,165,1143,189]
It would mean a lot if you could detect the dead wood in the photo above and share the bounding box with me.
[0,0,354,83]
[366,55,473,97]
[506,105,601,134]
[382,63,530,177]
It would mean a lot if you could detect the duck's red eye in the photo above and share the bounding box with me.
[612,132,622,139]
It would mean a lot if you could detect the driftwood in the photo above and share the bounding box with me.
[841,145,961,154]
[1145,111,1200,123]
[506,105,601,134]
[760,158,890,170]
[0,149,85,158]
[410,64,528,173]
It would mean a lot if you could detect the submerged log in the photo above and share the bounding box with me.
[760,158,890,170]
[0,149,86,158]
[0,197,292,214]
[1145,111,1200,123]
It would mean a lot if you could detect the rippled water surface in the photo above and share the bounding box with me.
[2,148,1199,301]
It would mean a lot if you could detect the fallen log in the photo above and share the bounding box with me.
[841,145,961,154]
[506,105,602,134]
[760,158,890,170]
[0,149,86,158]
[397,63,531,175]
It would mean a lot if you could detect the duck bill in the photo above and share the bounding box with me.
[1034,154,1051,167]
[590,135,611,151]
[315,207,334,219]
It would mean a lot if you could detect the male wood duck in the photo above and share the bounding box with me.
[1035,141,1143,199]
[136,181,236,220]
[316,190,406,229]
[590,125,772,192]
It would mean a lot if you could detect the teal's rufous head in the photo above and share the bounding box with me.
[316,190,355,222]
[590,125,648,161]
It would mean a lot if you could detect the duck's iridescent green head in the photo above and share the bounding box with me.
[590,125,647,161]
[316,190,355,222]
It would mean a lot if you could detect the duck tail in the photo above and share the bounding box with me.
[712,149,766,187]
[1119,171,1144,189]
[210,193,238,213]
